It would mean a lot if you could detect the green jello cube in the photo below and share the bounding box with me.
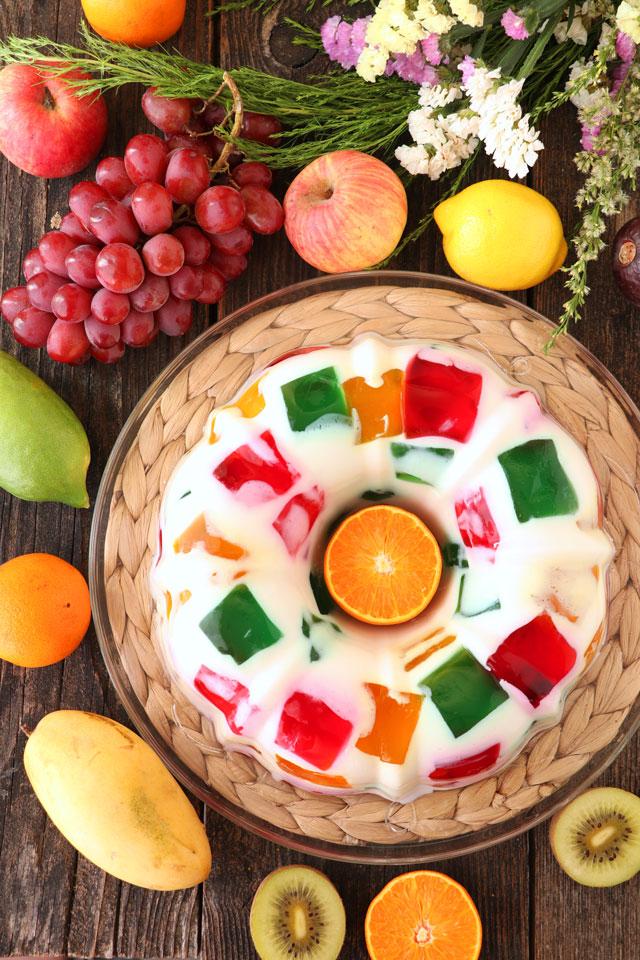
[199,584,282,664]
[391,442,454,487]
[419,647,508,737]
[498,438,578,523]
[441,542,469,568]
[281,366,350,432]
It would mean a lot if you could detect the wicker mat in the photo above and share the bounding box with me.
[102,284,640,847]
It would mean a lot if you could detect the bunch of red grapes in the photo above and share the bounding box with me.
[0,89,284,364]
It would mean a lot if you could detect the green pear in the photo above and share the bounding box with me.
[0,351,90,507]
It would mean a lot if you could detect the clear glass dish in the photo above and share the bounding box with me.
[89,271,640,864]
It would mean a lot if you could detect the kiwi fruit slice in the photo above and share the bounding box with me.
[549,786,640,886]
[250,865,345,960]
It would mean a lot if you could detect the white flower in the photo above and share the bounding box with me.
[461,65,502,103]
[461,64,544,178]
[566,60,601,109]
[554,1,594,45]
[396,80,478,179]
[617,1,640,43]
[418,83,463,109]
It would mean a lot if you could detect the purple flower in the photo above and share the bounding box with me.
[501,8,529,41]
[610,60,631,97]
[616,30,637,64]
[321,16,371,71]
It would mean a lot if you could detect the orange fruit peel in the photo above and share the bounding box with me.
[365,870,482,960]
[0,553,91,667]
[323,505,442,625]
[81,0,186,48]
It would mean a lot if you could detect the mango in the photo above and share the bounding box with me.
[0,350,90,507]
[24,710,211,890]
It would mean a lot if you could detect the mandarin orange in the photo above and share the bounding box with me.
[323,505,442,625]
[0,553,91,667]
[365,870,482,960]
[81,0,186,48]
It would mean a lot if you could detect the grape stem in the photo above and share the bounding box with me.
[196,72,245,179]
[171,203,194,226]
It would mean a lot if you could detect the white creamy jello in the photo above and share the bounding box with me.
[149,335,613,802]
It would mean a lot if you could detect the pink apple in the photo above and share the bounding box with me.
[283,150,408,273]
[0,63,108,179]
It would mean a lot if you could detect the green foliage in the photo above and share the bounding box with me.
[0,26,414,170]
[208,0,371,14]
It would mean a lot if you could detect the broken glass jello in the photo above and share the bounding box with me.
[149,335,613,802]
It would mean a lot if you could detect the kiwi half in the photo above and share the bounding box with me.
[250,865,346,960]
[549,786,640,887]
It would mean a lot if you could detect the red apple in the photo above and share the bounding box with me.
[0,63,108,179]
[283,150,407,273]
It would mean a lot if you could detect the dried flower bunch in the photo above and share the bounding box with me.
[1,1,639,341]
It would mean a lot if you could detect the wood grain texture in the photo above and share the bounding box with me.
[0,3,639,960]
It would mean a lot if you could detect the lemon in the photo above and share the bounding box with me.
[434,180,568,291]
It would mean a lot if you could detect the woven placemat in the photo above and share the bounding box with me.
[102,284,640,846]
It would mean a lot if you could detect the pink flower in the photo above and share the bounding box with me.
[581,122,604,153]
[422,33,445,67]
[459,55,477,85]
[616,30,637,64]
[501,8,529,41]
[386,52,439,85]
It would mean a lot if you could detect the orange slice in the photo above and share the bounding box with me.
[365,870,482,960]
[323,505,442,625]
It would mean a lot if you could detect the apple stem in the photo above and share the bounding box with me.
[43,86,56,111]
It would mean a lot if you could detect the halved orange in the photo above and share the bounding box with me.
[365,870,482,960]
[323,505,442,625]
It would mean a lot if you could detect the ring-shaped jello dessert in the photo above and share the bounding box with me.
[150,334,614,802]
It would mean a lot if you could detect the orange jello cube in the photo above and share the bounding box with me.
[356,682,423,765]
[209,376,266,443]
[342,368,403,444]
[275,755,351,789]
[173,513,245,560]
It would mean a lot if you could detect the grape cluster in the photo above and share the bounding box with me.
[0,89,284,364]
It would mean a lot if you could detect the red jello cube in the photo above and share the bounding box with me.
[194,665,256,734]
[487,614,577,708]
[273,486,325,556]
[213,429,299,504]
[403,353,483,443]
[429,742,501,782]
[275,691,353,770]
[455,488,500,552]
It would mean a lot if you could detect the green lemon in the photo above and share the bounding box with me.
[0,351,90,507]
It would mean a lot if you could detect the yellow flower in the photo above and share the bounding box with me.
[449,0,484,28]
[415,0,455,34]
[617,0,640,42]
[357,44,390,82]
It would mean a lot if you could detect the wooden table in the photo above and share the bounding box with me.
[1,2,639,958]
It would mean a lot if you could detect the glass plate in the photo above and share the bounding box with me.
[89,271,640,864]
